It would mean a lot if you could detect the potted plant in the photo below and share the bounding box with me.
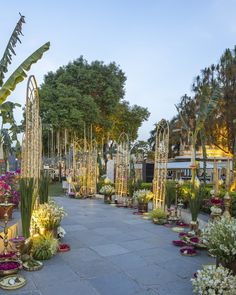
[20,178,35,238]
[32,232,58,260]
[148,207,167,224]
[188,181,205,232]
[133,189,153,213]
[99,185,115,203]
[31,200,66,237]
[191,265,236,295]
[210,195,223,220]
[202,217,236,275]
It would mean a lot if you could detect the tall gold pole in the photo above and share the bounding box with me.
[21,75,42,204]
[153,119,169,210]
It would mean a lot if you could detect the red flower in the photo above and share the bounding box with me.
[190,237,199,244]
[180,246,197,255]
[172,240,186,247]
[211,197,221,206]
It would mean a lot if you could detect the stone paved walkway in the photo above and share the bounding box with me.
[0,197,214,295]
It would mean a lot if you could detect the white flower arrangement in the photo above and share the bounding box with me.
[202,217,236,263]
[133,189,153,204]
[57,226,66,238]
[99,185,115,196]
[210,190,215,195]
[191,265,236,295]
[32,200,67,231]
[210,206,222,214]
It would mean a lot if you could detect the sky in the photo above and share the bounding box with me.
[2,0,236,140]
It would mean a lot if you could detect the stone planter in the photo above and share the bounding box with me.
[138,202,148,213]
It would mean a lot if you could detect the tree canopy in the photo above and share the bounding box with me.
[40,57,149,149]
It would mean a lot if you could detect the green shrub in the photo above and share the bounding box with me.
[148,208,167,219]
[165,180,176,209]
[20,178,35,238]
[32,233,58,260]
[128,179,142,197]
[140,182,152,190]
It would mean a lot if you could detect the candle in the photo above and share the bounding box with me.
[16,223,18,238]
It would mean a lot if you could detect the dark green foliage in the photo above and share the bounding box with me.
[39,57,150,151]
[139,182,152,190]
[40,57,126,135]
[39,172,49,204]
[20,178,35,238]
[231,194,236,217]
[128,179,142,197]
[48,182,64,197]
[189,185,207,221]
[165,181,176,209]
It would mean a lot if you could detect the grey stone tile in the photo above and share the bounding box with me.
[60,248,102,263]
[119,239,156,251]
[125,264,180,286]
[75,259,120,279]
[63,224,88,232]
[154,278,193,295]
[90,243,130,257]
[36,197,209,295]
[30,264,78,288]
[39,279,100,295]
[106,232,138,243]
[92,227,123,236]
[108,252,148,270]
[89,272,141,295]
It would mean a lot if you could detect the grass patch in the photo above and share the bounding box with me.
[48,182,65,197]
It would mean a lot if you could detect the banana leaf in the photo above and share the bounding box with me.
[0,42,50,104]
[0,14,25,86]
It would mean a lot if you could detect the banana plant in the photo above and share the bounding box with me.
[0,14,50,105]
[176,86,221,222]
[176,86,221,177]
[0,101,22,173]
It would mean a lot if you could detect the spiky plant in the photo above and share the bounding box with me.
[20,178,35,238]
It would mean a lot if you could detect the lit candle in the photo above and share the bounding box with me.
[16,223,18,238]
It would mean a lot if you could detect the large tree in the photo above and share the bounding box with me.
[40,57,149,156]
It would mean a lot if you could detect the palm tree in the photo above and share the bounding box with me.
[0,14,50,104]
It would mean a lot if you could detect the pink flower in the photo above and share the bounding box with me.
[3,183,10,191]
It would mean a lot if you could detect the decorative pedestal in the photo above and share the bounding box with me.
[9,237,25,261]
[138,203,148,213]
[223,192,231,218]
[0,202,15,255]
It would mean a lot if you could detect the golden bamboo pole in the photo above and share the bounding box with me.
[153,119,169,210]
[115,132,129,197]
[21,75,42,205]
